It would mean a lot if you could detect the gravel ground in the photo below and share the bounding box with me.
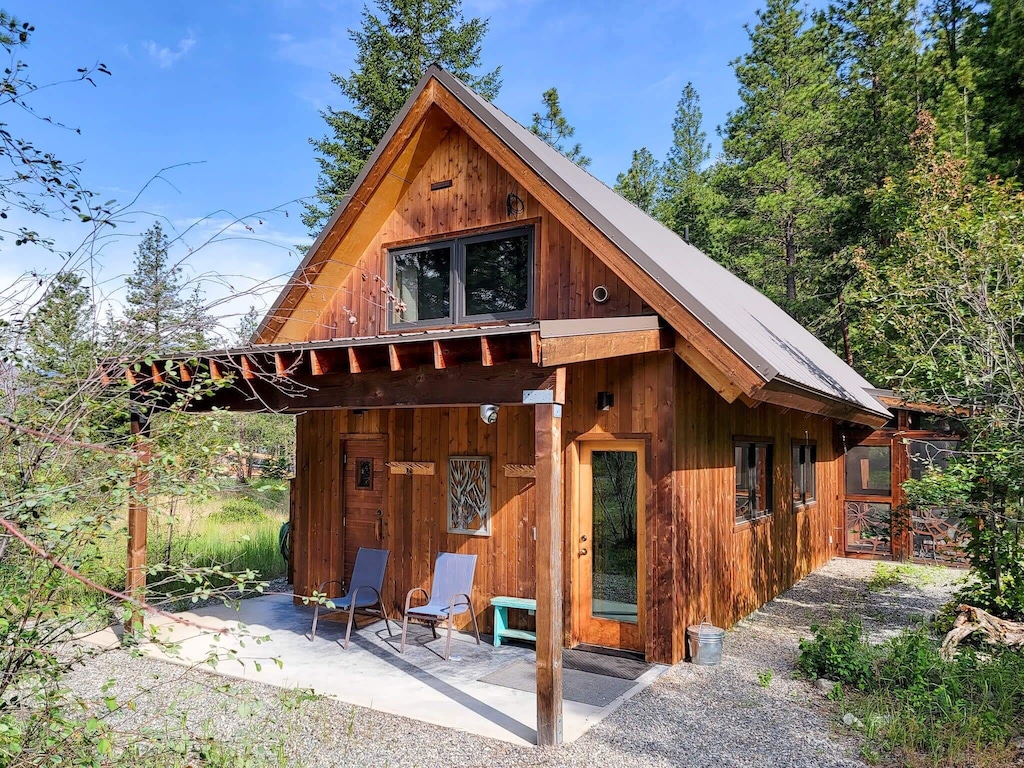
[63,558,960,767]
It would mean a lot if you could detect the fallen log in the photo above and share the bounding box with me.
[940,604,1024,659]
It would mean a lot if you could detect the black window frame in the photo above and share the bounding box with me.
[791,439,817,509]
[734,438,774,526]
[387,225,535,329]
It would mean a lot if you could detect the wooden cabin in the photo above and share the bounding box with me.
[840,390,966,566]
[122,66,892,744]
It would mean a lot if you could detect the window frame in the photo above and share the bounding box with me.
[734,437,774,527]
[387,225,535,329]
[791,439,817,510]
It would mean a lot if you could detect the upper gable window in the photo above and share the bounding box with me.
[389,226,533,328]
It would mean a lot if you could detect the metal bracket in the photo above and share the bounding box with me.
[522,389,555,404]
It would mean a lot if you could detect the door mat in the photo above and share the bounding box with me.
[562,648,652,681]
[479,661,634,708]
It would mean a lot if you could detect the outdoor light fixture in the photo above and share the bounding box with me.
[480,404,500,424]
[597,391,614,411]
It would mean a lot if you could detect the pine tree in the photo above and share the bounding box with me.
[972,0,1024,179]
[304,0,502,235]
[530,88,591,168]
[822,0,922,365]
[25,272,94,380]
[717,0,836,311]
[615,148,661,213]
[124,222,185,354]
[656,83,717,250]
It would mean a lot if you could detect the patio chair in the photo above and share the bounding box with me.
[310,547,392,649]
[400,552,480,661]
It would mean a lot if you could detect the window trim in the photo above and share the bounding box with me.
[387,225,535,329]
[734,437,774,528]
[791,439,817,511]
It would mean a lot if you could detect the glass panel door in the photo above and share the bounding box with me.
[591,450,639,624]
[576,441,644,651]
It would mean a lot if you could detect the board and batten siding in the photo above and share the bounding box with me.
[675,359,841,633]
[302,124,649,342]
[288,353,841,663]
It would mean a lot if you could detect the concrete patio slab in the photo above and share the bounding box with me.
[89,594,665,745]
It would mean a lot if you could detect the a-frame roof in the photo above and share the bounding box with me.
[257,65,888,421]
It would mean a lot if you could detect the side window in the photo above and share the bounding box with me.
[792,441,817,508]
[735,439,773,525]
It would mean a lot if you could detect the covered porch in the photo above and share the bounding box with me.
[93,592,665,746]
[114,320,673,746]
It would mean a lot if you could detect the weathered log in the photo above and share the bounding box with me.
[940,604,1024,659]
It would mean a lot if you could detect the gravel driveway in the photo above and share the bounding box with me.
[64,558,959,767]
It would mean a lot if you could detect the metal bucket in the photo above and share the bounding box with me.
[687,622,725,666]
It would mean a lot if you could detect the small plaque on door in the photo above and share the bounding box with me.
[356,458,373,489]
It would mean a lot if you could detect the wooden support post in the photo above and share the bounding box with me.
[126,405,151,635]
[534,399,563,746]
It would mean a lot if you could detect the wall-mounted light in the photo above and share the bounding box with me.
[597,391,614,411]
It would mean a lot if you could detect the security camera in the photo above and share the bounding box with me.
[480,404,500,425]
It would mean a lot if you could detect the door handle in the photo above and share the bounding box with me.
[578,548,588,556]
[375,510,383,541]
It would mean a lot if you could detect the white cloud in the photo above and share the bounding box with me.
[144,32,197,69]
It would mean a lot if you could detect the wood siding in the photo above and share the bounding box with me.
[676,360,841,632]
[289,352,842,664]
[303,124,649,342]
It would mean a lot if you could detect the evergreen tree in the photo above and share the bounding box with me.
[304,0,501,235]
[530,88,591,168]
[615,148,661,213]
[24,272,94,380]
[822,0,921,364]
[717,0,836,313]
[656,83,717,250]
[124,222,185,354]
[920,0,985,168]
[972,0,1024,179]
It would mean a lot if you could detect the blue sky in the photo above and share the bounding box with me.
[4,0,761,330]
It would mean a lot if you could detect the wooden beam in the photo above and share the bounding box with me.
[126,408,151,635]
[208,359,223,381]
[274,352,289,377]
[674,335,747,403]
[240,355,256,380]
[432,340,447,369]
[534,401,563,745]
[179,362,192,383]
[150,363,164,385]
[539,328,668,367]
[125,367,137,386]
[749,380,889,428]
[480,336,495,367]
[503,463,536,478]
[388,344,402,371]
[347,348,362,374]
[530,332,541,364]
[310,349,327,376]
[386,461,435,475]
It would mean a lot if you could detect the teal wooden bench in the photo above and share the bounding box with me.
[490,596,537,647]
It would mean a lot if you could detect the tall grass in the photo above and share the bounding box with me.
[57,489,288,609]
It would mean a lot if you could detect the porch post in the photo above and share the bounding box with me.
[126,404,151,635]
[533,395,563,746]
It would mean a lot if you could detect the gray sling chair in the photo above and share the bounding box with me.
[309,547,392,649]
[400,552,480,661]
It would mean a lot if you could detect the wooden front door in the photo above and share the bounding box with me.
[574,440,645,651]
[342,438,386,584]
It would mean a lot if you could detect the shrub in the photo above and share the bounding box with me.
[800,620,1024,765]
[797,619,877,688]
[211,498,268,523]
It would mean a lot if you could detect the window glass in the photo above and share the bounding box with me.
[392,245,451,324]
[464,233,530,317]
[735,440,773,524]
[845,445,892,496]
[792,442,817,507]
[908,440,958,480]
